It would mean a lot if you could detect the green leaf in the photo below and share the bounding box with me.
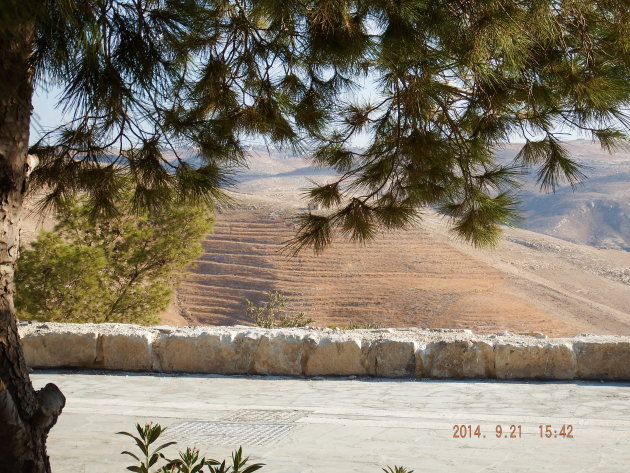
[306,182,342,209]
[154,441,177,453]
[284,213,332,256]
[148,425,162,444]
[148,453,160,467]
[121,451,141,462]
[241,463,265,473]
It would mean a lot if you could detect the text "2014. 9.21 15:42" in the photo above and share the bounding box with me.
[452,424,574,439]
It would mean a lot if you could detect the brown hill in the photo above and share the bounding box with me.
[20,142,630,336]
[174,194,630,337]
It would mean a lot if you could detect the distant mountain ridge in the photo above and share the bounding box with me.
[495,141,630,251]
[229,140,630,251]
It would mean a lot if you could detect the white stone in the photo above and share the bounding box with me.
[21,329,98,368]
[495,342,576,379]
[304,335,365,376]
[100,331,154,371]
[363,339,417,377]
[574,341,630,380]
[252,331,304,376]
[16,323,630,382]
[155,330,236,374]
[421,340,495,378]
[231,331,263,374]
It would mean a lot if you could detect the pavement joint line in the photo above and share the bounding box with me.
[60,401,630,428]
[60,405,630,430]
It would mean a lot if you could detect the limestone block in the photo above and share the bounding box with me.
[100,331,154,371]
[156,330,236,373]
[422,341,495,378]
[495,342,576,379]
[21,329,98,368]
[232,331,263,374]
[304,335,365,376]
[363,339,417,378]
[414,344,427,377]
[574,341,630,380]
[252,331,304,376]
[19,323,630,381]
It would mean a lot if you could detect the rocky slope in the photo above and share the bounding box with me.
[20,141,630,336]
[173,141,630,337]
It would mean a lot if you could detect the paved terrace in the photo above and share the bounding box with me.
[33,371,630,473]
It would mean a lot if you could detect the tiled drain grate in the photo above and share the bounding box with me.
[220,409,308,424]
[163,421,296,446]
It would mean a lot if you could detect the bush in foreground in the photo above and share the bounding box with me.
[119,423,412,473]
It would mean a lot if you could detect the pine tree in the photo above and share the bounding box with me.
[15,195,213,325]
[1,1,629,471]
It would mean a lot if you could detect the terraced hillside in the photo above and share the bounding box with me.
[20,142,630,336]
[175,195,630,337]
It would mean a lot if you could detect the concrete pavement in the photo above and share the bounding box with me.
[32,371,630,473]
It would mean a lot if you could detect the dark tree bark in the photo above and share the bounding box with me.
[0,19,65,473]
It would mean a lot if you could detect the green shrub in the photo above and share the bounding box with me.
[118,423,264,473]
[246,291,313,328]
[383,467,414,473]
[118,423,412,473]
[16,197,213,324]
[326,322,383,330]
[345,321,383,330]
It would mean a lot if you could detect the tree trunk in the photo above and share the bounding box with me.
[0,19,65,473]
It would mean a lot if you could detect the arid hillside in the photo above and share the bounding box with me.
[20,142,630,336]
[173,197,630,337]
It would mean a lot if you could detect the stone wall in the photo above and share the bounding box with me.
[17,323,630,380]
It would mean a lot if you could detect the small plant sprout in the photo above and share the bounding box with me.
[246,291,313,328]
[117,423,176,473]
[383,467,414,473]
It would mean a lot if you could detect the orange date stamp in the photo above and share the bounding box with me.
[452,424,574,439]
